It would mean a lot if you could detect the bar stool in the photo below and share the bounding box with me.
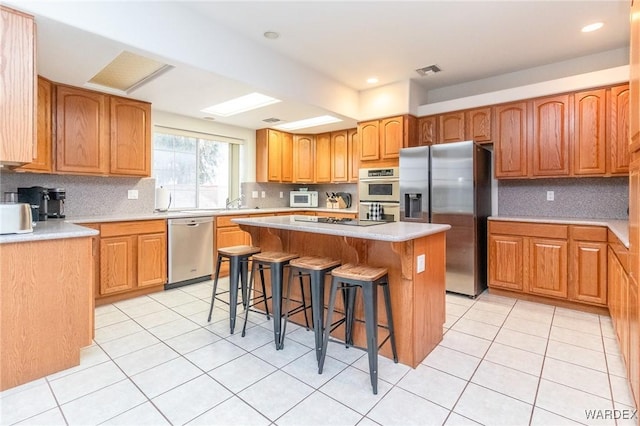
[318,263,398,395]
[280,257,341,362]
[207,245,261,334]
[241,251,299,348]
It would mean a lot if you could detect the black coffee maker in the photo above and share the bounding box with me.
[47,188,66,218]
[17,186,49,221]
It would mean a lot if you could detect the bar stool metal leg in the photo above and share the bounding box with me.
[228,255,242,334]
[362,280,379,394]
[207,254,224,322]
[318,275,340,375]
[381,280,398,362]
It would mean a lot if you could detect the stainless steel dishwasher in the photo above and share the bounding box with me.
[167,217,214,289]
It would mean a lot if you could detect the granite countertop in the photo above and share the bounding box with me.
[233,215,451,242]
[0,220,99,244]
[489,216,630,248]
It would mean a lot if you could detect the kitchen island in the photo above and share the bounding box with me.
[233,215,451,368]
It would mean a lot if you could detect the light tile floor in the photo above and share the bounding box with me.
[2,279,638,426]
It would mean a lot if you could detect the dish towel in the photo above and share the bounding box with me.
[369,203,384,221]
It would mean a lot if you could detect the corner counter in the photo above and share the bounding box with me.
[234,215,451,367]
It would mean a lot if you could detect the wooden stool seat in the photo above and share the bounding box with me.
[289,256,341,271]
[331,263,388,282]
[253,251,299,263]
[218,245,261,257]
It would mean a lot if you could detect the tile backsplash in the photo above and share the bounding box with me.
[498,177,629,219]
[0,172,156,217]
[241,182,358,209]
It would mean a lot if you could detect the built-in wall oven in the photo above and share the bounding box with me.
[358,167,400,221]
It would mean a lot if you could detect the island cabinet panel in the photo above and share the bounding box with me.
[609,85,630,174]
[573,89,607,176]
[16,76,53,172]
[1,237,94,391]
[531,95,570,177]
[293,135,315,183]
[55,85,110,174]
[438,112,465,144]
[494,102,528,178]
[315,132,332,183]
[109,96,151,176]
[0,6,36,165]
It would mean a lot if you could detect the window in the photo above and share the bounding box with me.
[152,128,241,210]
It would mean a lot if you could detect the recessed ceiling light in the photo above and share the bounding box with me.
[264,31,280,39]
[367,77,379,84]
[202,116,215,121]
[201,93,281,117]
[273,115,342,131]
[582,22,604,32]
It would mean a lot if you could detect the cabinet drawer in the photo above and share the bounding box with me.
[571,226,607,242]
[216,215,248,228]
[100,220,166,237]
[489,221,568,239]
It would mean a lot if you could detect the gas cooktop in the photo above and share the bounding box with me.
[294,216,388,227]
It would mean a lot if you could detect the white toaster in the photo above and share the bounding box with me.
[0,203,34,235]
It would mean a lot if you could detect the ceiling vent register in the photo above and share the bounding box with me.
[415,64,442,76]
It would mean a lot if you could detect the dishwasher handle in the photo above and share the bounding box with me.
[169,217,214,227]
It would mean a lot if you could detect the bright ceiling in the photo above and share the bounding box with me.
[8,1,631,134]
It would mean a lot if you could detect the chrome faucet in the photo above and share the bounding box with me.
[225,194,244,209]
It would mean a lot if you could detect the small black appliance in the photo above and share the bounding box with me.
[47,188,66,218]
[17,186,49,221]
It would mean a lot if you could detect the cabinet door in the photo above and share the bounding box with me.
[630,0,640,153]
[531,95,570,177]
[573,89,606,175]
[315,132,331,182]
[570,240,607,305]
[293,135,315,183]
[438,112,465,144]
[56,85,109,174]
[494,102,528,178]
[528,238,568,298]
[16,76,52,172]
[215,226,250,276]
[347,129,359,182]
[331,130,348,182]
[110,96,151,176]
[488,234,525,291]
[0,6,35,165]
[359,120,380,161]
[629,276,640,409]
[465,107,492,143]
[609,85,630,175]
[380,116,403,158]
[631,154,640,286]
[417,116,437,146]
[137,232,167,287]
[267,129,282,182]
[281,132,293,182]
[100,236,135,295]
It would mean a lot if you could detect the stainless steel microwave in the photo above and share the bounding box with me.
[290,191,319,207]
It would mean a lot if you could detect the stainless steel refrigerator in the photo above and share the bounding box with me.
[399,141,492,297]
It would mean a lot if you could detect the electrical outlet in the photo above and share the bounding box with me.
[546,191,554,201]
[279,191,283,198]
[128,189,138,200]
[252,191,259,199]
[261,191,266,198]
[416,254,426,273]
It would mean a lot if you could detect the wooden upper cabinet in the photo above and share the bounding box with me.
[348,129,359,182]
[438,112,465,144]
[331,130,348,182]
[293,135,315,183]
[528,237,568,299]
[417,116,437,146]
[110,96,151,176]
[281,132,293,182]
[573,89,606,175]
[256,128,289,182]
[359,120,380,161]
[315,132,331,182]
[630,0,640,154]
[380,116,403,159]
[609,84,630,174]
[0,6,36,165]
[531,94,570,177]
[16,76,52,173]
[494,102,528,178]
[465,107,492,143]
[55,85,109,175]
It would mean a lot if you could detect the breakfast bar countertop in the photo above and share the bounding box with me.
[232,215,451,242]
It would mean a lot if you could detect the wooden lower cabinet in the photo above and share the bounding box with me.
[488,221,607,308]
[93,220,167,304]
